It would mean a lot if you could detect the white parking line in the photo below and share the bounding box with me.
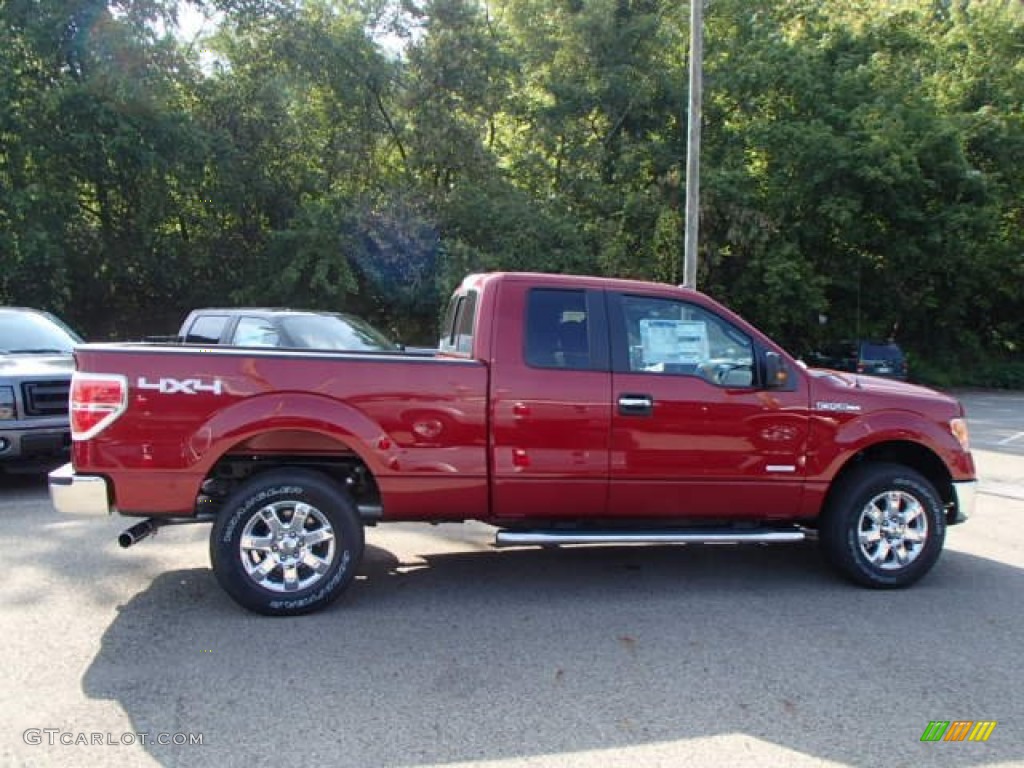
[998,431,1024,445]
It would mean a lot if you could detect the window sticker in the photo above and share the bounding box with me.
[638,319,709,367]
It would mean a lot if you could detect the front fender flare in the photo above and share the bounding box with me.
[811,409,964,481]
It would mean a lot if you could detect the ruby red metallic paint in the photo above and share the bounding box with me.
[62,272,975,525]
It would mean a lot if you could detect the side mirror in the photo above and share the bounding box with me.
[764,351,790,389]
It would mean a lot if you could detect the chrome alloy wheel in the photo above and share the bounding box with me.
[238,501,337,592]
[856,490,929,571]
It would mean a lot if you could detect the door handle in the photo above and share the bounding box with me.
[618,394,653,416]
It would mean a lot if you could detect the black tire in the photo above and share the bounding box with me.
[210,469,364,615]
[819,463,945,588]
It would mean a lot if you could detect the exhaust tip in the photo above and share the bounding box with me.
[118,520,156,548]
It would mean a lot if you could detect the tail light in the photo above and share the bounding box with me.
[70,373,128,440]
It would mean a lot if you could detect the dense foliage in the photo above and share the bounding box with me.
[1,0,1021,385]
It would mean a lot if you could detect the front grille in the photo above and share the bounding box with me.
[21,379,71,417]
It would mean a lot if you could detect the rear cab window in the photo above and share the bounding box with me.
[439,290,479,356]
[860,342,903,362]
[184,315,228,344]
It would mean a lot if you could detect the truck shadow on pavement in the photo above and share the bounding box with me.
[80,540,1023,768]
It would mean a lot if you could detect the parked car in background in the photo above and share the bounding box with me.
[0,308,81,471]
[806,340,908,380]
[173,308,428,353]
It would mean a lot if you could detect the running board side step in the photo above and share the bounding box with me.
[494,528,806,547]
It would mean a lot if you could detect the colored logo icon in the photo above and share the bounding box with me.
[920,721,997,742]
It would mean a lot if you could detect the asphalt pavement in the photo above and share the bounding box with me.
[960,389,1024,457]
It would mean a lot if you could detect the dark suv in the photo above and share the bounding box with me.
[808,340,908,380]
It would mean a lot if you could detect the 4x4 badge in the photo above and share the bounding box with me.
[137,377,224,395]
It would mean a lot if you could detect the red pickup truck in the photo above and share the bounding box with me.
[50,272,977,615]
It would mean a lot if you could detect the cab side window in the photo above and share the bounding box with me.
[525,289,591,370]
[621,295,754,387]
[232,317,280,347]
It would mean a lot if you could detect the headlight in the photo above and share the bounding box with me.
[0,386,14,420]
[950,418,970,451]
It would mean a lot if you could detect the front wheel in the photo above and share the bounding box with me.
[210,469,364,615]
[819,463,945,588]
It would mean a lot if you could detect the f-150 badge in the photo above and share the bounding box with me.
[137,377,224,395]
[815,401,862,413]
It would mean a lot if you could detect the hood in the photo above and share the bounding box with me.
[0,353,75,377]
[808,367,959,410]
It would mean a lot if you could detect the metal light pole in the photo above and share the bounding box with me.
[683,0,703,289]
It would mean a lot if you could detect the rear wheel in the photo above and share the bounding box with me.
[820,463,945,588]
[210,469,364,615]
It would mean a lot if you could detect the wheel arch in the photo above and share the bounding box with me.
[186,392,393,522]
[197,428,384,524]
[189,392,391,469]
[823,440,955,522]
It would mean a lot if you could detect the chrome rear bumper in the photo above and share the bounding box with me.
[48,462,112,516]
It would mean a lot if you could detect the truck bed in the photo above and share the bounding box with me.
[72,344,489,519]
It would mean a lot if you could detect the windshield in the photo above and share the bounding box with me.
[279,314,399,351]
[0,310,82,354]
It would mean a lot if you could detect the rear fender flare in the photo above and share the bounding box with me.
[187,393,392,474]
